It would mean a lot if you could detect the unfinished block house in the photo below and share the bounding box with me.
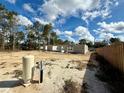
[43,44,88,54]
[64,44,88,54]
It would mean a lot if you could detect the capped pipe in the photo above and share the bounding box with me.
[22,55,34,83]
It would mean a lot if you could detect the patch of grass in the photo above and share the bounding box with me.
[69,60,82,64]
[45,62,53,66]
[69,67,74,69]
[75,62,85,71]
[48,70,51,79]
[13,70,23,78]
[3,72,9,75]
[50,58,57,61]
[1,66,5,68]
[0,62,6,68]
[65,64,70,68]
[12,63,20,67]
[45,62,58,66]
[0,62,6,65]
[62,79,78,93]
[69,60,86,70]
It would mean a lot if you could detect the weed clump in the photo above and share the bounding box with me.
[13,70,23,78]
[63,79,78,93]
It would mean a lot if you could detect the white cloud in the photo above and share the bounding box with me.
[115,1,119,6]
[53,29,62,35]
[16,15,33,26]
[82,0,119,24]
[66,36,76,42]
[116,35,124,41]
[94,21,124,42]
[23,3,35,13]
[75,26,94,42]
[82,9,112,24]
[39,0,101,21]
[64,31,73,36]
[6,0,16,4]
[95,33,124,42]
[82,11,100,23]
[53,26,95,42]
[53,29,73,37]
[75,26,89,36]
[97,21,124,33]
[53,29,75,42]
[57,18,66,24]
[96,33,114,41]
[38,0,118,23]
[33,18,49,25]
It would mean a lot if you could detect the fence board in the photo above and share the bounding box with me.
[96,43,124,73]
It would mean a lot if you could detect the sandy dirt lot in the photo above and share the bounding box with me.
[0,51,90,93]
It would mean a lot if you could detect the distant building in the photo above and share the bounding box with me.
[63,44,88,54]
[43,44,88,54]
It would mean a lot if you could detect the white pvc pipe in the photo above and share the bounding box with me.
[22,55,34,83]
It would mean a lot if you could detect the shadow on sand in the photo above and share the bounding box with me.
[81,53,124,93]
[0,80,21,88]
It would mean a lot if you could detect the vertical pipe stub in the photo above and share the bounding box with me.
[22,55,34,84]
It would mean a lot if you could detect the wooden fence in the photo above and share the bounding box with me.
[96,43,124,72]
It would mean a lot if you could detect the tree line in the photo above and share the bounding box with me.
[79,37,122,48]
[0,4,122,51]
[0,4,65,50]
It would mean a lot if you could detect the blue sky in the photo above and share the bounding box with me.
[0,0,124,42]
